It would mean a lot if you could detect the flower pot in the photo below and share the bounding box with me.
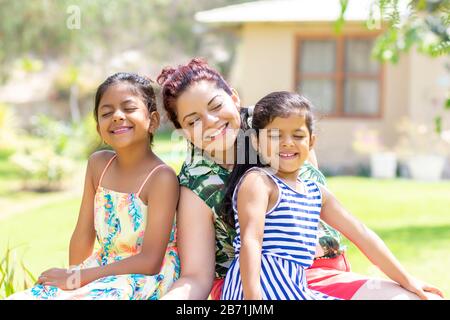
[370,152,397,179]
[407,154,446,181]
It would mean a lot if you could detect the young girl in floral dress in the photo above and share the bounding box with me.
[7,73,180,300]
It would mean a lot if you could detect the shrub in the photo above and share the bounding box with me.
[0,247,37,299]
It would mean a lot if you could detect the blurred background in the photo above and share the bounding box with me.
[0,0,449,298]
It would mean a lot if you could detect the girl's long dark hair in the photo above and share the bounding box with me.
[221,91,315,228]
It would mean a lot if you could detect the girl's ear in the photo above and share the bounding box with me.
[230,88,241,110]
[309,134,316,150]
[250,132,259,152]
[97,124,107,145]
[148,111,160,134]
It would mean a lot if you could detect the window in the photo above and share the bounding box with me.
[296,35,383,117]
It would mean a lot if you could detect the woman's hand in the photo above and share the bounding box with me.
[402,277,444,300]
[36,268,81,290]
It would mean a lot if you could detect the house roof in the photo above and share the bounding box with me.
[195,0,410,25]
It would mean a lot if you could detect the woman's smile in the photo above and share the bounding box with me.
[205,123,229,141]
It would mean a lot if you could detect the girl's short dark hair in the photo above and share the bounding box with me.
[94,72,157,144]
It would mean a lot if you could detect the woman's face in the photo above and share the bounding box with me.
[175,80,241,155]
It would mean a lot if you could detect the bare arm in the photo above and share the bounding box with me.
[236,171,271,300]
[69,155,98,266]
[160,186,216,300]
[319,184,444,299]
[78,166,179,285]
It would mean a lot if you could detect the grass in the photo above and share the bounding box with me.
[327,177,450,295]
[1,134,449,298]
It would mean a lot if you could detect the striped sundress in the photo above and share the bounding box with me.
[221,167,339,300]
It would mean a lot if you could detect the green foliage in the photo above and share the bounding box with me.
[9,114,101,191]
[0,0,257,83]
[373,0,449,62]
[334,0,349,33]
[337,1,449,61]
[0,246,36,299]
[0,103,20,152]
[10,137,77,191]
[339,0,449,131]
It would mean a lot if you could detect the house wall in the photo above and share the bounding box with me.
[229,23,449,173]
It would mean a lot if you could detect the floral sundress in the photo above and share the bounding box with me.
[7,155,180,300]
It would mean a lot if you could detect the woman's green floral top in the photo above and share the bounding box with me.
[178,147,345,278]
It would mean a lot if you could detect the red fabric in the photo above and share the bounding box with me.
[309,253,352,272]
[210,278,224,300]
[209,253,368,300]
[306,253,368,300]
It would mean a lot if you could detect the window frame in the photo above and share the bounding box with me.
[294,33,385,119]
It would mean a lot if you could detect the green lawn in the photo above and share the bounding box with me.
[1,135,449,298]
[327,177,450,296]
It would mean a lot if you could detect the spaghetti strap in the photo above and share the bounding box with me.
[136,164,169,197]
[98,154,117,189]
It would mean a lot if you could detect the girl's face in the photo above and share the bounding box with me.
[176,80,241,154]
[255,114,315,175]
[97,82,158,149]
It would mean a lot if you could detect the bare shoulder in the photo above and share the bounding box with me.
[87,150,116,184]
[150,164,178,188]
[316,182,334,205]
[88,149,115,167]
[144,163,179,201]
[238,168,275,197]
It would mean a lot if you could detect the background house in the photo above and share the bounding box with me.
[196,0,450,175]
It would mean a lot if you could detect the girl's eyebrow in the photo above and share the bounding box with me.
[120,98,136,105]
[99,104,113,110]
[100,99,136,110]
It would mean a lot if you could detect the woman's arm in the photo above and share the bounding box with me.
[319,185,444,299]
[69,154,98,266]
[160,186,216,299]
[236,172,271,300]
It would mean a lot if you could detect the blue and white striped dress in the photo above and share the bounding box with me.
[221,167,339,300]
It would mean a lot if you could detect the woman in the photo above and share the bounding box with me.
[156,58,442,300]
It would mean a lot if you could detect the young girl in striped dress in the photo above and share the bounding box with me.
[220,91,443,300]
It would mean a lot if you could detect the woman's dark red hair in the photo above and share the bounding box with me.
[156,57,232,128]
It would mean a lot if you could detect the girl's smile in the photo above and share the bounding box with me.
[278,151,299,160]
[110,126,134,135]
